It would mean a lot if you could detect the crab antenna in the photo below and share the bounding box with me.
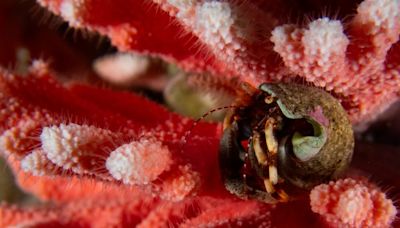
[180,105,241,154]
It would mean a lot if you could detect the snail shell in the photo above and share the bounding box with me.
[219,83,354,203]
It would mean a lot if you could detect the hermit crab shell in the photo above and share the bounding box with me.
[219,83,354,203]
[260,83,354,189]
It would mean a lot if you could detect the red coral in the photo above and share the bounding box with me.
[0,0,399,227]
[0,64,320,227]
[310,178,397,227]
[37,0,400,123]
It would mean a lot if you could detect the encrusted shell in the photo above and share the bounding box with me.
[219,83,354,203]
[259,83,354,189]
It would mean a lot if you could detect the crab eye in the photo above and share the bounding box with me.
[219,83,354,203]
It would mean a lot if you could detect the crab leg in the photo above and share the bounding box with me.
[253,132,268,166]
[264,118,278,154]
[269,165,278,185]
[277,189,289,202]
[252,132,277,193]
[263,179,275,193]
[264,118,280,185]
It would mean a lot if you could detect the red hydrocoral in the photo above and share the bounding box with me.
[0,64,322,227]
[0,62,223,198]
[310,178,397,227]
[38,0,400,123]
[36,0,226,75]
[271,0,400,122]
[0,0,399,227]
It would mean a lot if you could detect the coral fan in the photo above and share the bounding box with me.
[0,0,399,227]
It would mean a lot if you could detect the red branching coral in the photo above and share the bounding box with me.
[37,0,400,123]
[0,63,318,227]
[310,178,397,227]
[0,0,399,227]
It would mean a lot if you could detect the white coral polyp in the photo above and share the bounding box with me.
[357,0,399,32]
[160,165,200,201]
[93,53,150,86]
[166,0,196,12]
[40,123,115,171]
[310,178,397,227]
[303,18,348,61]
[60,0,84,27]
[106,138,172,185]
[195,2,234,44]
[20,150,50,176]
[334,188,372,226]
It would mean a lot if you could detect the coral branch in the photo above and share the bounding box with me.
[41,123,119,176]
[106,138,173,185]
[36,0,223,74]
[310,178,397,227]
[154,0,282,82]
[271,18,350,89]
[20,149,59,176]
[36,0,400,123]
[1,0,400,227]
[0,63,222,202]
[1,196,158,227]
[271,0,400,122]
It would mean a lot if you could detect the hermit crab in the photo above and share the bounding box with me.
[219,83,354,203]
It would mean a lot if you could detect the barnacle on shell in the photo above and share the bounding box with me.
[219,83,354,203]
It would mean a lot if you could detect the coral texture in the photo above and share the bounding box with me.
[310,178,396,227]
[0,63,312,227]
[0,0,399,227]
[36,0,400,124]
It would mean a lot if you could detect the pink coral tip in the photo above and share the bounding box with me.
[310,178,397,227]
[106,138,172,185]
